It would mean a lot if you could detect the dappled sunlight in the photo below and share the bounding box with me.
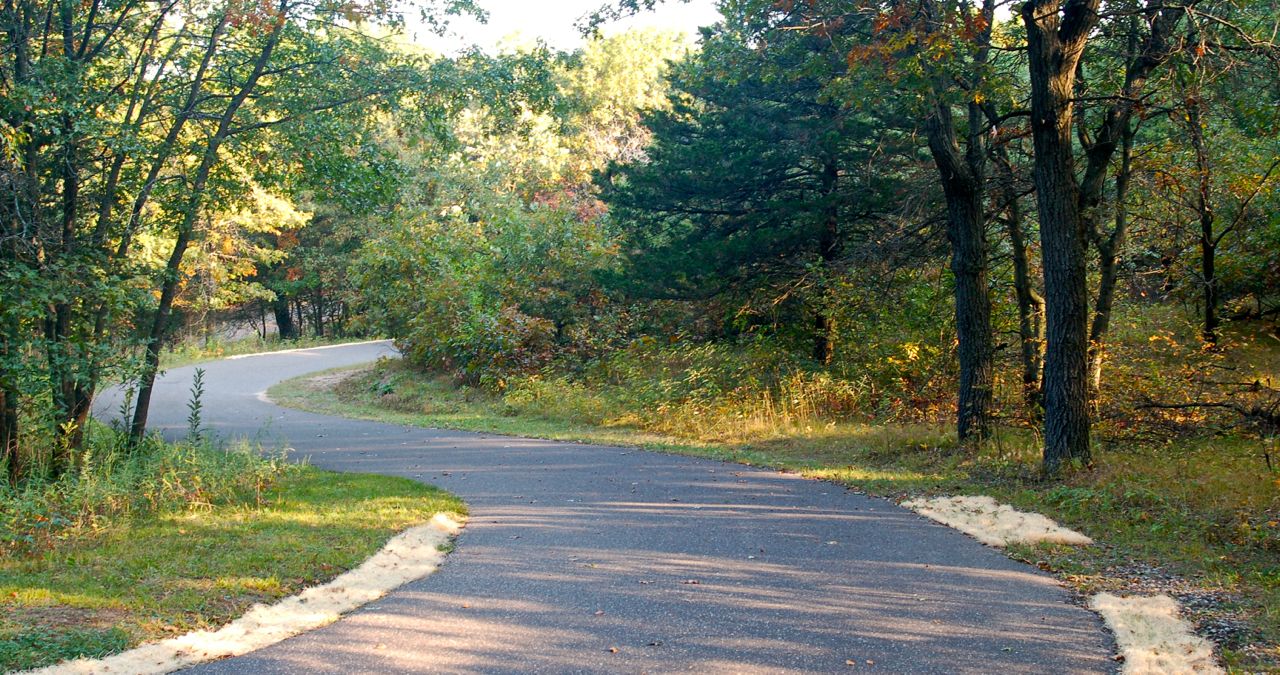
[1,588,117,610]
[207,532,1105,673]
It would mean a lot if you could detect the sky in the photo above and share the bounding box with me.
[408,0,722,54]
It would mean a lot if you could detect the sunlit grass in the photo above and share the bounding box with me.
[0,468,464,671]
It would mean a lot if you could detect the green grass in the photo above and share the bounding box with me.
[0,465,464,672]
[272,359,1280,671]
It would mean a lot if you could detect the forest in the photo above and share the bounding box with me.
[2,0,1280,670]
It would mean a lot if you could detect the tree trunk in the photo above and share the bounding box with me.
[1,0,33,484]
[1186,90,1218,345]
[73,13,218,442]
[312,293,325,338]
[993,147,1044,415]
[1,386,19,485]
[1201,228,1217,344]
[273,298,297,340]
[131,224,194,442]
[294,299,306,338]
[926,103,994,442]
[1022,0,1098,472]
[1087,119,1135,399]
[50,106,86,461]
[131,5,287,443]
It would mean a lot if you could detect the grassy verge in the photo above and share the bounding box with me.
[272,359,1278,671]
[1,433,463,672]
[160,334,377,370]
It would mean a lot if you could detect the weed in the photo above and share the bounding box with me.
[186,368,207,443]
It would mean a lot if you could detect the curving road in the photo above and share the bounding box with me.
[95,341,1114,674]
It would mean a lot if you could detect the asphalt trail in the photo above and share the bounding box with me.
[95,341,1114,674]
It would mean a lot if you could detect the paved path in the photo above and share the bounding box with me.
[97,342,1114,674]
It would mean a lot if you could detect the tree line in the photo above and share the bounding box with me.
[4,0,1277,483]
[590,0,1279,472]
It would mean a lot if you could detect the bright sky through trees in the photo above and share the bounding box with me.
[409,0,721,53]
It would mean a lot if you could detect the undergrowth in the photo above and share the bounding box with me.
[0,425,290,556]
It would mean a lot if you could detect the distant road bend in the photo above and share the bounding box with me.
[96,341,1114,674]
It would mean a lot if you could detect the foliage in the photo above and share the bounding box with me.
[353,30,690,387]
[275,319,1280,669]
[602,17,916,341]
[0,0,496,474]
[354,161,618,386]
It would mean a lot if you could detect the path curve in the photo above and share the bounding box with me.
[96,342,1114,674]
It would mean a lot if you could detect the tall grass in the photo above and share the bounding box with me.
[390,338,878,443]
[0,424,293,555]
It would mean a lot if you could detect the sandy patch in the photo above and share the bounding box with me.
[1090,593,1223,674]
[29,513,463,675]
[255,368,366,405]
[901,495,1093,547]
[303,369,364,390]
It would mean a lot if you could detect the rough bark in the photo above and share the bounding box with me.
[1022,0,1099,472]
[273,298,297,340]
[926,102,995,442]
[1023,0,1185,472]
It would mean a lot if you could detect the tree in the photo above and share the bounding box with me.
[353,32,678,385]
[0,0,483,478]
[605,18,903,365]
[1021,0,1186,472]
[1168,17,1279,345]
[126,1,487,441]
